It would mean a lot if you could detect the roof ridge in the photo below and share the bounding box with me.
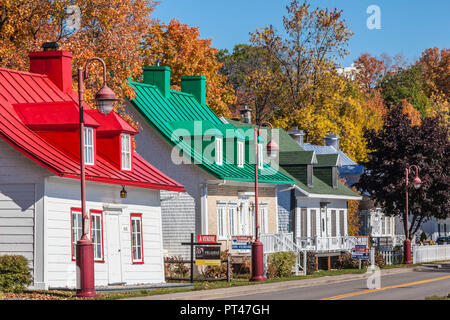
[0,67,47,78]
[130,80,196,98]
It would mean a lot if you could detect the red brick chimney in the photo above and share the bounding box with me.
[29,42,73,94]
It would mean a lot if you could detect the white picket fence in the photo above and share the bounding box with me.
[413,244,450,263]
[380,250,402,265]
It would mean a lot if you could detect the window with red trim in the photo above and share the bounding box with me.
[90,210,104,262]
[121,133,132,170]
[84,127,95,165]
[71,208,82,260]
[130,213,143,264]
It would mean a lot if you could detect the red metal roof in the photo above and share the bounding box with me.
[14,101,100,130]
[0,67,185,192]
[86,109,138,136]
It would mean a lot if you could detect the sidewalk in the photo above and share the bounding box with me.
[124,267,419,300]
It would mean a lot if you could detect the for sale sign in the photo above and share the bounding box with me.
[195,245,221,266]
[352,244,369,259]
[197,234,217,243]
[231,236,252,250]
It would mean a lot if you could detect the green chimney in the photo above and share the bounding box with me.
[143,66,171,98]
[181,75,206,106]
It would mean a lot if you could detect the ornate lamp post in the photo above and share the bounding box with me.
[404,164,422,264]
[76,58,117,297]
[251,122,279,282]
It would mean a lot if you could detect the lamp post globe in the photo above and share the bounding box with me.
[95,85,117,115]
[266,140,279,160]
[412,176,422,189]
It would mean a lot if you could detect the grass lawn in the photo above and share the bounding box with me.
[425,294,450,300]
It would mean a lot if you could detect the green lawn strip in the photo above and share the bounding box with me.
[96,269,368,300]
[425,294,450,300]
[2,260,448,300]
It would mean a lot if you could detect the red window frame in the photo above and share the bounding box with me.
[89,209,105,263]
[70,207,82,261]
[130,213,144,264]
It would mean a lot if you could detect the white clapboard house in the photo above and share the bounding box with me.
[0,47,185,289]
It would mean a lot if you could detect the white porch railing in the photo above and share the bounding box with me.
[294,236,366,252]
[261,232,301,253]
[260,233,306,275]
[413,244,450,263]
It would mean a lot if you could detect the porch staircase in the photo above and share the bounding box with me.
[260,233,306,275]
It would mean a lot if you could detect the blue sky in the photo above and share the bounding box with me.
[153,0,450,66]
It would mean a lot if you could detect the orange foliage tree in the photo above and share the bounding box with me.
[140,19,235,117]
[339,177,360,236]
[0,0,156,109]
[418,47,450,100]
[353,53,386,93]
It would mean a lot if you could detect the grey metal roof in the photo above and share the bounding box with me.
[302,143,357,166]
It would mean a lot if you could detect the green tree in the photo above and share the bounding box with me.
[378,64,431,117]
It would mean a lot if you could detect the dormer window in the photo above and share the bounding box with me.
[215,137,223,165]
[84,127,94,165]
[121,134,132,170]
[237,141,244,168]
[258,143,263,169]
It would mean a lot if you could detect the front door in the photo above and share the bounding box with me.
[105,212,123,284]
[320,204,327,237]
[239,201,249,235]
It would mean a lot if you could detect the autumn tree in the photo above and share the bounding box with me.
[249,0,353,115]
[217,44,284,123]
[356,104,450,239]
[417,47,449,123]
[140,19,235,117]
[418,47,450,100]
[339,177,360,236]
[0,0,156,109]
[353,53,385,92]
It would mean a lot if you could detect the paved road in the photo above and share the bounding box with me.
[223,269,450,300]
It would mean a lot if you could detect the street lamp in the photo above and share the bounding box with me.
[251,122,279,282]
[76,57,117,297]
[404,164,422,264]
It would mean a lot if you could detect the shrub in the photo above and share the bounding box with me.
[204,251,233,279]
[336,252,385,269]
[266,252,297,278]
[165,256,190,278]
[0,255,32,292]
[420,232,427,242]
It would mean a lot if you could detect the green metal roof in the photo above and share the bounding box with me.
[225,119,359,198]
[129,81,295,184]
[316,154,340,167]
[278,166,360,198]
[226,119,314,165]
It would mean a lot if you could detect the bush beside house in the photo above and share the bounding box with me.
[0,255,32,292]
[266,252,297,278]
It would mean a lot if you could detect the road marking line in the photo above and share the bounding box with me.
[321,274,450,300]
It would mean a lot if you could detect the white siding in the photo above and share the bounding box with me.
[0,140,50,285]
[44,177,165,288]
[295,197,349,238]
[123,101,214,258]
